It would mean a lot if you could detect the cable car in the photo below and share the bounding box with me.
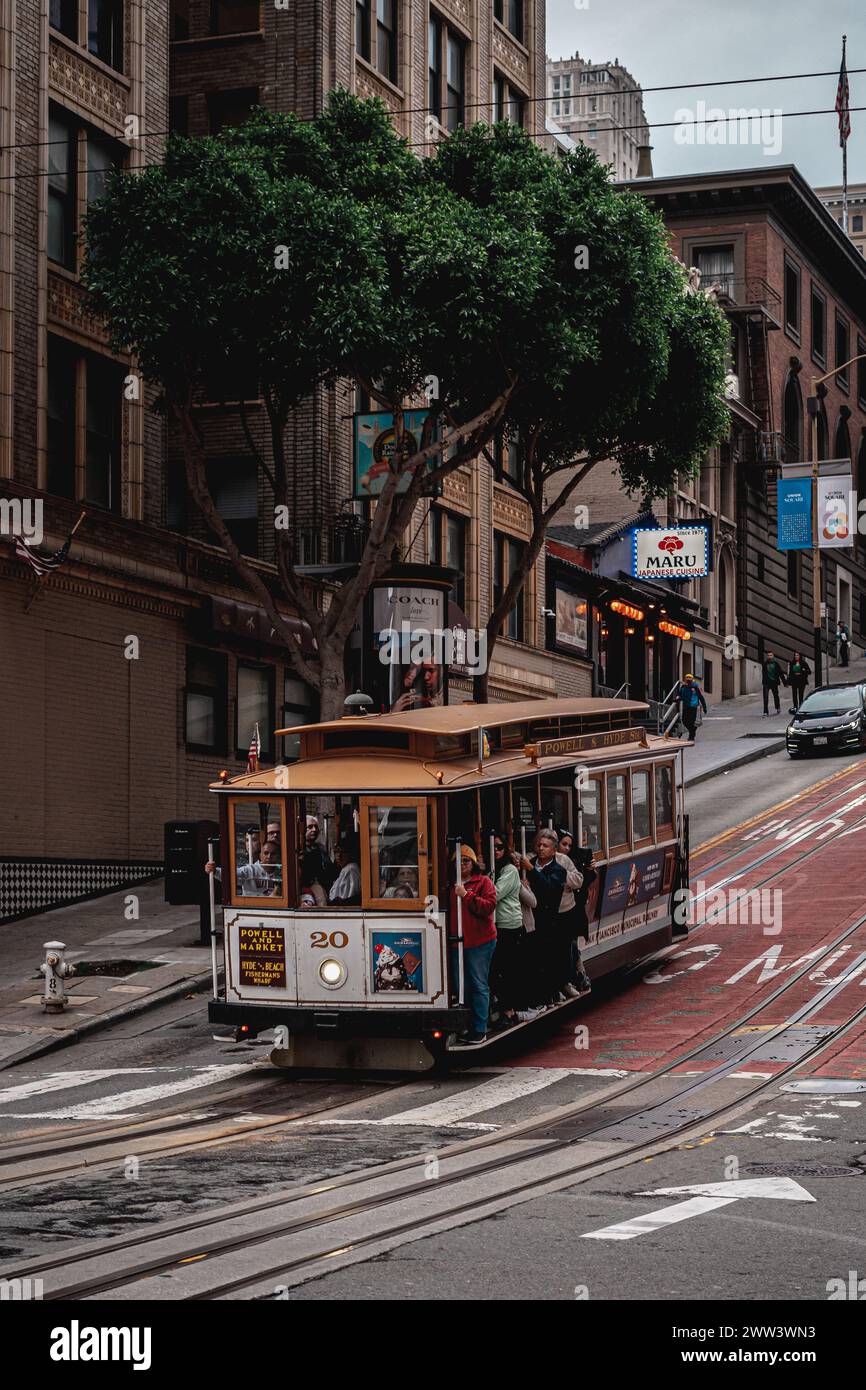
[206,698,690,1071]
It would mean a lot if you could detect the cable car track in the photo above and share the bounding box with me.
[7,901,866,1301]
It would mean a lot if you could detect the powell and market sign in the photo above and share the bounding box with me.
[631,526,710,581]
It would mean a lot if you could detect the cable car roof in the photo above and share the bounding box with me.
[273,697,650,738]
[214,699,686,796]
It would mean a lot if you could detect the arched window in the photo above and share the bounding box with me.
[783,375,802,461]
[835,415,852,461]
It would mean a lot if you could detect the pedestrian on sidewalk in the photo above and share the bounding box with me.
[762,651,786,717]
[837,622,851,668]
[678,673,707,743]
[787,652,812,712]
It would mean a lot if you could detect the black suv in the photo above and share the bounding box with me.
[786,682,866,757]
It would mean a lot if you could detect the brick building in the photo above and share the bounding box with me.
[1,0,594,921]
[816,183,866,259]
[582,166,866,702]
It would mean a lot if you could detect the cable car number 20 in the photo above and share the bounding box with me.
[310,931,349,949]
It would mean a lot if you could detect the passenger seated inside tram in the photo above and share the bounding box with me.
[243,826,261,863]
[302,815,336,893]
[205,838,281,897]
[382,866,419,899]
[266,821,281,845]
[328,837,362,905]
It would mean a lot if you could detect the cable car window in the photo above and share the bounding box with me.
[655,762,675,839]
[606,773,629,854]
[578,776,603,854]
[299,797,360,907]
[361,798,428,907]
[227,800,287,906]
[632,769,652,846]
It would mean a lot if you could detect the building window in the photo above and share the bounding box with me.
[50,0,78,40]
[693,246,734,299]
[811,286,826,365]
[587,124,598,140]
[185,649,227,754]
[498,428,521,485]
[171,0,190,39]
[429,16,465,130]
[784,257,801,340]
[47,337,77,500]
[87,132,122,209]
[853,214,864,233]
[835,416,852,461]
[787,551,800,602]
[207,87,259,133]
[356,0,371,61]
[836,312,851,390]
[207,456,259,556]
[376,0,397,84]
[236,663,274,761]
[211,1,261,34]
[85,354,124,510]
[858,337,866,408]
[757,552,765,585]
[494,532,525,640]
[493,0,522,43]
[429,508,466,609]
[169,95,189,136]
[493,71,524,126]
[282,675,314,762]
[88,0,124,72]
[48,111,76,270]
[783,374,803,462]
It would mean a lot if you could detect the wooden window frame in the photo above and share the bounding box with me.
[360,796,431,910]
[226,797,289,910]
[605,770,630,858]
[577,771,606,859]
[630,767,653,851]
[653,759,677,842]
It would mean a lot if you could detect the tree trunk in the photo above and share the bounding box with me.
[318,642,348,722]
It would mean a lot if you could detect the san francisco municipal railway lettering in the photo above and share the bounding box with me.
[525,727,648,760]
[238,924,287,989]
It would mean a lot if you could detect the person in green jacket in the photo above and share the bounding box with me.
[491,834,526,1023]
[787,652,812,712]
[762,651,786,717]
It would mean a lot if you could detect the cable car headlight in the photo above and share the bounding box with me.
[319,958,346,988]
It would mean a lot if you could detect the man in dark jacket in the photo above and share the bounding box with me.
[678,674,708,742]
[762,652,785,717]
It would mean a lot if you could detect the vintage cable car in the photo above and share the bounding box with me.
[206,698,690,1071]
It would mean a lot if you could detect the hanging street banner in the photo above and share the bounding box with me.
[777,478,812,551]
[817,474,855,549]
[632,526,709,580]
[353,410,432,498]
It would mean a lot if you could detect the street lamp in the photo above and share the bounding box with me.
[807,352,866,684]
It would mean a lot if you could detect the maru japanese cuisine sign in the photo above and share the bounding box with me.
[632,527,709,580]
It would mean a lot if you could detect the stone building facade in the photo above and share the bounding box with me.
[1,0,594,920]
[545,51,651,182]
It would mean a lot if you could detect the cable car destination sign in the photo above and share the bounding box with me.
[525,727,648,762]
[632,526,709,580]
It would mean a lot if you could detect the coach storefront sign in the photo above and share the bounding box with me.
[632,526,710,580]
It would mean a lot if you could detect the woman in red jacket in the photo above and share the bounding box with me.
[450,845,497,1045]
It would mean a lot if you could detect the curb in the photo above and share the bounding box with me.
[0,966,219,1073]
[684,737,788,789]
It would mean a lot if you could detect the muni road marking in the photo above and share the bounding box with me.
[0,1065,254,1119]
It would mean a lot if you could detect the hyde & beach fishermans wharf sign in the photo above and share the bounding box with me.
[238,923,287,989]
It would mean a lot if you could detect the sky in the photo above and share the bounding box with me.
[546,0,866,188]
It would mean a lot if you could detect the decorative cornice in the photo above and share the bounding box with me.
[48,35,129,136]
[492,26,530,88]
[492,484,531,538]
[48,272,110,346]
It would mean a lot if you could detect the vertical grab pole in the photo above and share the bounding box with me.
[455,838,465,1005]
[577,802,584,849]
[207,837,219,1001]
[489,831,496,881]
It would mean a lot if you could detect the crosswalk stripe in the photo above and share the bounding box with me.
[0,1065,253,1120]
[315,1067,587,1128]
[0,1069,180,1107]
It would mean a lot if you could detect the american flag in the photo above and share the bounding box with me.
[15,530,73,578]
[837,41,851,147]
[246,722,261,774]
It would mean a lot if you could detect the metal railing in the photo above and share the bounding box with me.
[658,680,683,737]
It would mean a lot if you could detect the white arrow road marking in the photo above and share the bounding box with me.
[583,1176,815,1241]
[0,1065,253,1119]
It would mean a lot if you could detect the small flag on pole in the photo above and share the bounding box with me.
[15,528,74,577]
[836,37,851,147]
[247,722,261,774]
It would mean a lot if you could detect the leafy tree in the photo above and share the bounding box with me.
[85,94,729,720]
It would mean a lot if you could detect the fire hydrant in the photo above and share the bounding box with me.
[40,941,75,1013]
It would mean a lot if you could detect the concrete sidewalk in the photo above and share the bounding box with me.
[682,650,866,786]
[0,880,217,1071]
